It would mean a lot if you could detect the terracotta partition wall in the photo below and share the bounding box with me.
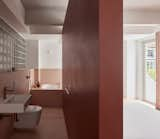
[99,0,123,138]
[63,0,123,139]
[62,0,99,138]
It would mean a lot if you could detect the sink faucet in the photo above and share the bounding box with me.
[3,81,16,100]
[3,87,16,100]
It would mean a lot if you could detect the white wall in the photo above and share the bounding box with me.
[39,36,62,69]
[123,40,128,98]
[26,40,39,69]
[124,10,160,24]
[124,39,145,100]
[126,40,137,99]
[136,41,144,100]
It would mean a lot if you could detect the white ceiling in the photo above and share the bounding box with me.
[124,0,160,11]
[23,34,61,40]
[22,0,68,9]
[21,0,69,34]
[124,24,160,34]
[123,24,160,40]
[124,0,160,38]
[21,0,160,37]
[124,34,154,41]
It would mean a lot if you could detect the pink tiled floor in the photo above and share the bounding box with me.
[11,108,68,139]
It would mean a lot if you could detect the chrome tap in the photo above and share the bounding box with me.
[3,81,16,100]
[3,87,16,100]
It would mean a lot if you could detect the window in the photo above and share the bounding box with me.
[144,41,156,104]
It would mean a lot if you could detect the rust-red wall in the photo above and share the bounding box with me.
[62,0,99,138]
[99,0,123,139]
[63,0,123,138]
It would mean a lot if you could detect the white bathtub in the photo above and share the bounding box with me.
[40,84,59,90]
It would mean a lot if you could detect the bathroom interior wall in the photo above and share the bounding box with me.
[39,38,62,86]
[0,18,30,139]
[123,39,145,100]
[30,69,62,88]
[28,37,62,87]
[29,37,62,87]
[39,38,62,69]
[126,40,137,99]
[63,0,99,138]
[135,41,145,100]
[0,70,30,139]
[39,69,62,88]
[26,40,39,69]
[123,40,127,98]
[0,70,30,96]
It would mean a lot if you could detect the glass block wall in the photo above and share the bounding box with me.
[0,18,26,72]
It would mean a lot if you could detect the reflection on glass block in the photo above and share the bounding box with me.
[0,47,2,52]
[0,64,2,69]
[0,18,26,72]
[0,56,2,61]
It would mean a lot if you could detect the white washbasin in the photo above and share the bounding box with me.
[0,94,32,114]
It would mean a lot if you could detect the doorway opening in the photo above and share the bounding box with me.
[123,1,160,139]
